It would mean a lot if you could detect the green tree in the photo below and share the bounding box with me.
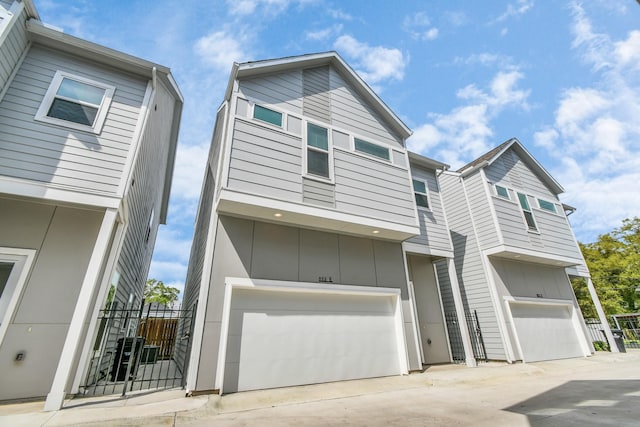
[144,279,180,308]
[579,217,640,316]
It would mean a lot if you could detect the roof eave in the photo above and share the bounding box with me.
[408,151,449,171]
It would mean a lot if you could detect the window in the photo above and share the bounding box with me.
[517,193,537,231]
[145,208,155,243]
[413,179,429,209]
[495,185,510,199]
[538,199,557,213]
[35,71,115,133]
[306,123,330,178]
[354,138,390,161]
[253,105,282,127]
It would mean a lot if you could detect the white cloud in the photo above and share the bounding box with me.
[194,29,250,70]
[494,0,534,23]
[306,24,343,41]
[328,8,352,21]
[403,12,439,41]
[534,2,640,242]
[407,69,530,168]
[334,35,407,85]
[226,0,316,16]
[171,143,210,200]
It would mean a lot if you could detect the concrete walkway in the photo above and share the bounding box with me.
[1,350,639,426]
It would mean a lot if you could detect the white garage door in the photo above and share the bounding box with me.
[510,302,586,362]
[222,287,405,393]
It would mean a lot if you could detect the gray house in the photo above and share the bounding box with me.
[437,138,617,363]
[181,52,474,396]
[0,0,183,409]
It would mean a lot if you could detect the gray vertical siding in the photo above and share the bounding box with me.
[114,81,176,307]
[439,173,505,360]
[328,67,403,149]
[238,70,303,115]
[303,66,330,123]
[0,46,147,195]
[405,164,453,253]
[0,5,28,94]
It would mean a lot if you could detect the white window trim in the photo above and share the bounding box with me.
[412,177,431,211]
[0,248,37,348]
[35,70,115,134]
[494,184,511,200]
[352,136,391,163]
[251,103,284,129]
[303,120,335,183]
[537,198,559,214]
[517,192,539,233]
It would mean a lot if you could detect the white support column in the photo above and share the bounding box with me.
[447,258,477,367]
[586,277,619,353]
[44,208,118,411]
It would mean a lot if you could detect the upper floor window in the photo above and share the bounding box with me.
[538,198,557,213]
[253,104,282,127]
[517,192,537,231]
[306,122,330,179]
[495,184,510,199]
[412,179,429,209]
[354,138,390,161]
[35,71,115,134]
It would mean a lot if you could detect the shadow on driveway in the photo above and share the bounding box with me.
[505,380,640,426]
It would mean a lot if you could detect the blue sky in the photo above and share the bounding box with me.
[34,0,640,298]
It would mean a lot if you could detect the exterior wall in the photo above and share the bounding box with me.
[229,65,415,227]
[406,163,453,253]
[484,149,583,260]
[0,2,28,94]
[0,45,147,196]
[488,258,580,360]
[465,171,500,248]
[438,172,505,360]
[193,215,419,391]
[113,80,174,308]
[0,197,103,400]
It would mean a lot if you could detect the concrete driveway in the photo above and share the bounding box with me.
[2,350,639,426]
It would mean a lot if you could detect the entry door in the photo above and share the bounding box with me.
[409,256,450,364]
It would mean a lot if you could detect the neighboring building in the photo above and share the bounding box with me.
[0,0,183,410]
[181,52,475,396]
[437,138,617,363]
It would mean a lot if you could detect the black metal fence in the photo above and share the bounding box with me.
[445,310,487,363]
[79,303,195,397]
[612,314,640,349]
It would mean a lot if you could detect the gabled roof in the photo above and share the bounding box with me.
[224,52,412,140]
[457,138,564,194]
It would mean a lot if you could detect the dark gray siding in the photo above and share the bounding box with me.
[439,173,505,360]
[406,164,453,252]
[0,46,147,195]
[0,5,28,93]
[114,81,176,307]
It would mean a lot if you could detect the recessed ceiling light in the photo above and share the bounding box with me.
[372,230,380,234]
[274,213,283,217]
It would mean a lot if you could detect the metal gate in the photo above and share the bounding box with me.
[445,310,488,363]
[79,302,195,397]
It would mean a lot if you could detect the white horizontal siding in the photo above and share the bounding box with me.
[406,165,452,253]
[329,67,403,149]
[238,70,303,115]
[0,45,147,195]
[465,172,499,249]
[334,150,415,225]
[485,148,556,199]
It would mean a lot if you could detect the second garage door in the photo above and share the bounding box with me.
[221,286,405,393]
[509,301,587,362]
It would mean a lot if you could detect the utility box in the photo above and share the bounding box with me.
[110,337,145,381]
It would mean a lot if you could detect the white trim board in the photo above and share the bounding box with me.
[0,248,37,349]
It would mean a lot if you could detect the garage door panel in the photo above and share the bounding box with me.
[223,287,403,393]
[510,302,584,363]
